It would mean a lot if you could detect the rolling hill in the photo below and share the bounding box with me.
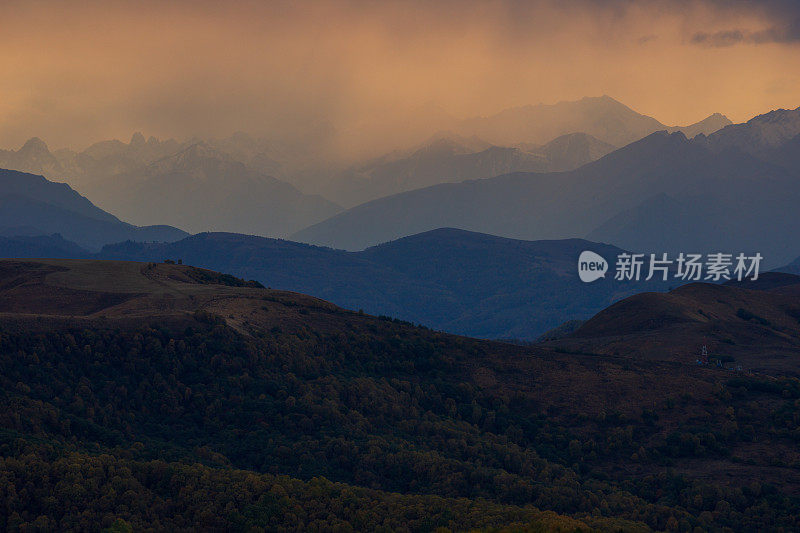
[0,168,187,250]
[544,272,800,375]
[0,259,797,530]
[96,228,674,340]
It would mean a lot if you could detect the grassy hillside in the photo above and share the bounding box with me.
[0,260,798,531]
[546,273,800,374]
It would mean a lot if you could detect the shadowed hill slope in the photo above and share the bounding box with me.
[0,259,798,530]
[544,272,800,374]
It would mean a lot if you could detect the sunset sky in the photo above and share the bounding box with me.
[1,0,799,152]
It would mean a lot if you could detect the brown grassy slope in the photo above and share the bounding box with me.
[0,258,328,320]
[545,273,800,375]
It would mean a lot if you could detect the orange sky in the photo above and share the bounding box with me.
[0,0,798,152]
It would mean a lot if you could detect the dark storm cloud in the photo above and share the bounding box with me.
[691,23,800,47]
[687,0,800,47]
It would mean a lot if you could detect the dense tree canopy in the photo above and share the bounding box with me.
[0,301,798,531]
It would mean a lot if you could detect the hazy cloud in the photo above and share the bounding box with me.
[0,0,798,154]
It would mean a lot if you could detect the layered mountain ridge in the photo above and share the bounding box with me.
[0,168,186,250]
[293,105,800,267]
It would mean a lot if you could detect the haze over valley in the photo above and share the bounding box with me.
[2,0,800,530]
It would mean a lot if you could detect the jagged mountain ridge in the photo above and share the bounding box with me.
[0,133,338,238]
[84,142,341,236]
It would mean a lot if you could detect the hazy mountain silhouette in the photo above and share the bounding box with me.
[294,110,799,266]
[3,131,294,187]
[326,132,617,207]
[0,133,331,237]
[0,96,729,207]
[67,136,181,186]
[0,137,65,177]
[457,95,730,146]
[666,112,732,139]
[85,142,341,237]
[0,168,187,250]
[0,233,90,258]
[702,106,800,151]
[526,131,618,170]
[0,133,186,191]
[199,131,287,178]
[588,107,800,260]
[96,228,672,339]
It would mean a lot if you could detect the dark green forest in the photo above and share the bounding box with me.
[1,306,799,531]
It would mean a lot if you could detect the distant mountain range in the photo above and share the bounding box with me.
[0,168,186,250]
[89,228,672,340]
[323,97,729,207]
[294,105,800,267]
[0,134,341,238]
[456,95,731,147]
[0,137,64,177]
[324,132,617,207]
[698,106,800,173]
[83,142,341,236]
[0,132,289,189]
[0,95,731,232]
